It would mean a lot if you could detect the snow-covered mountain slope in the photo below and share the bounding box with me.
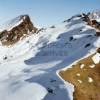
[0,13,99,100]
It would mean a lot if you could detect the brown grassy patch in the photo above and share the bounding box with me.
[59,54,100,100]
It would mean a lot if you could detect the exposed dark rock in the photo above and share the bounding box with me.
[50,25,55,28]
[97,48,100,53]
[69,36,74,41]
[36,28,45,34]
[84,43,91,48]
[50,79,56,83]
[81,13,100,36]
[96,31,100,36]
[63,20,67,23]
[47,88,54,94]
[0,15,38,45]
[3,56,7,60]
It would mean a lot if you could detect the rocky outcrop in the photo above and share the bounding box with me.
[0,15,37,45]
[82,13,92,25]
[97,48,100,53]
[82,13,100,36]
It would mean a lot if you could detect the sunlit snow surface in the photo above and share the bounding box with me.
[92,53,100,64]
[0,15,99,100]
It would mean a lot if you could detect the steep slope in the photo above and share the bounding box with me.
[59,50,100,100]
[0,15,37,45]
[0,12,99,100]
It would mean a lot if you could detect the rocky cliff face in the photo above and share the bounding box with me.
[0,15,37,45]
[81,13,100,36]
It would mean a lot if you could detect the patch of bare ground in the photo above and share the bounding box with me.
[59,54,100,100]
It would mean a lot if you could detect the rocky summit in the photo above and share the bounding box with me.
[0,15,37,45]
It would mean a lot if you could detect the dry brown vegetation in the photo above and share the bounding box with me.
[59,54,100,100]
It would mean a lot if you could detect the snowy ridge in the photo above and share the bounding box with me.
[89,10,100,20]
[0,13,99,100]
[0,15,25,32]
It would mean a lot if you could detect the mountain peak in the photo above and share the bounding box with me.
[89,10,100,20]
[0,15,37,45]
